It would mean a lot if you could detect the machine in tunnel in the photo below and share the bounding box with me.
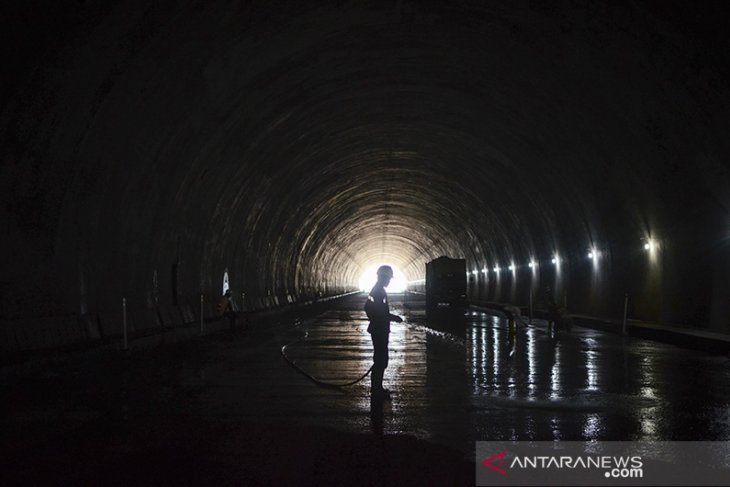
[425,256,467,310]
[0,0,729,353]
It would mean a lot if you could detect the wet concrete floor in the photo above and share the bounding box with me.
[279,293,730,446]
[2,293,730,484]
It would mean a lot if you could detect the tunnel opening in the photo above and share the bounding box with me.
[3,2,730,483]
[0,0,729,345]
[358,263,408,293]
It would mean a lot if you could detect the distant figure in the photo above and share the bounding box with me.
[544,286,572,333]
[502,304,522,357]
[218,289,237,331]
[544,286,559,331]
[364,265,403,401]
[503,304,525,325]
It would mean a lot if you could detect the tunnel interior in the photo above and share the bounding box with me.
[2,1,730,334]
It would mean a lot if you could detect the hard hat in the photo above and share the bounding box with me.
[376,265,394,278]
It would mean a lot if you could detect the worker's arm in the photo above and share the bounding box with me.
[365,288,402,322]
[365,296,389,321]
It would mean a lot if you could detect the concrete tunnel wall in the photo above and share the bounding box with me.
[1,0,730,351]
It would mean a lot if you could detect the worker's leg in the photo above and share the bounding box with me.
[371,367,383,394]
[371,330,390,397]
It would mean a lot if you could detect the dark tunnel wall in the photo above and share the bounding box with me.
[1,1,730,334]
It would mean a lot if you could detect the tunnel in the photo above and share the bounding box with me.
[2,1,730,485]
[2,0,730,327]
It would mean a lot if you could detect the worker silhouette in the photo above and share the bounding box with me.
[217,289,237,331]
[364,265,403,401]
[544,286,558,332]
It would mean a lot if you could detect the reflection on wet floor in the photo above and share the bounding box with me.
[3,292,730,462]
[279,293,730,452]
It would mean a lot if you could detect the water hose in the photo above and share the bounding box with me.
[281,339,373,389]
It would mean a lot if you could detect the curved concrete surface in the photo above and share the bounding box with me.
[1,1,730,331]
[2,3,730,483]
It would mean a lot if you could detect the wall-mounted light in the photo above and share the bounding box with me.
[494,266,501,273]
[528,260,536,268]
[508,264,515,271]
[472,269,478,275]
[551,256,560,265]
[481,267,487,274]
[644,239,658,252]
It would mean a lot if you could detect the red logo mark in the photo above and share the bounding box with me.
[482,450,507,475]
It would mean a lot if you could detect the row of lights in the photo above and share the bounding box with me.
[467,239,659,276]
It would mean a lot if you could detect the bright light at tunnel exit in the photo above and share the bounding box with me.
[358,264,408,293]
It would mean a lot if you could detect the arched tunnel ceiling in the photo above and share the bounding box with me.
[2,1,730,307]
